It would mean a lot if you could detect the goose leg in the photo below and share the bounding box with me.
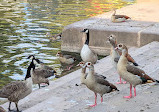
[8,101,11,111]
[38,84,41,89]
[116,77,127,84]
[89,93,97,107]
[68,65,73,70]
[101,95,103,103]
[134,87,136,97]
[124,84,132,98]
[15,102,19,112]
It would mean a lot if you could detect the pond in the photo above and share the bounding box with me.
[0,0,135,89]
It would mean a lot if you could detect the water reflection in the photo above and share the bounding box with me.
[0,0,134,88]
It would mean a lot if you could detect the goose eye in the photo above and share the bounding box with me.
[119,44,122,47]
[80,62,83,64]
[88,62,91,65]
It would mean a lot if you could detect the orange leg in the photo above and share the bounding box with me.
[116,77,127,84]
[134,87,136,97]
[124,84,132,98]
[89,93,97,107]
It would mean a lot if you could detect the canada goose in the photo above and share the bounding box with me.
[116,43,159,98]
[84,62,118,107]
[28,56,56,88]
[107,34,138,84]
[0,106,6,112]
[76,61,106,86]
[56,51,76,70]
[0,62,34,112]
[27,55,55,71]
[80,29,98,64]
[111,9,131,23]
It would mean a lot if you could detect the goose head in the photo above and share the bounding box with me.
[77,61,86,68]
[32,58,42,68]
[27,55,35,60]
[81,29,89,34]
[115,43,128,56]
[56,51,63,57]
[107,34,117,47]
[112,8,116,15]
[85,62,94,68]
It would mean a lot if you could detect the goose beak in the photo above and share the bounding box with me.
[115,47,118,50]
[81,30,85,32]
[82,64,87,68]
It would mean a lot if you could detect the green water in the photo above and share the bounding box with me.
[0,0,135,88]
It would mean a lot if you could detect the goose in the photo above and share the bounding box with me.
[107,34,138,84]
[0,106,6,112]
[80,29,98,64]
[84,62,118,107]
[27,55,56,72]
[28,57,57,88]
[76,61,106,86]
[116,43,159,98]
[49,33,62,42]
[56,51,76,70]
[0,61,34,112]
[111,9,131,23]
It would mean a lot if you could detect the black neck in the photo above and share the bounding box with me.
[85,32,89,45]
[25,60,35,80]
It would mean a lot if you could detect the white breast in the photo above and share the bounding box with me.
[80,44,97,63]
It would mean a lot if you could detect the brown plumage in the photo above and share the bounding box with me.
[0,63,33,111]
[116,43,159,98]
[111,9,131,23]
[27,55,57,88]
[77,62,106,86]
[56,51,76,70]
[83,62,118,107]
[107,34,138,84]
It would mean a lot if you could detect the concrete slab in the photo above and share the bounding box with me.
[1,41,159,112]
[61,0,159,55]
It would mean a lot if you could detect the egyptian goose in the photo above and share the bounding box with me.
[107,34,138,84]
[56,51,76,70]
[111,9,131,23]
[27,55,57,88]
[84,62,118,107]
[116,43,159,98]
[0,62,34,112]
[46,32,62,42]
[76,61,106,86]
[80,29,98,64]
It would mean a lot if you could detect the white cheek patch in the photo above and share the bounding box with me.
[85,30,88,33]
[30,56,34,60]
[33,60,38,65]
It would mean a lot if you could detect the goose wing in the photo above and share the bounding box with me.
[115,15,130,19]
[63,55,73,59]
[118,51,138,66]
[85,73,106,79]
[0,81,26,98]
[127,65,155,82]
[34,68,54,78]
[42,64,53,70]
[96,77,118,90]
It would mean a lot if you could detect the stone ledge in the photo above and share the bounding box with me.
[61,1,159,55]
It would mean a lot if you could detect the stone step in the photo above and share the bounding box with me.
[1,41,159,112]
